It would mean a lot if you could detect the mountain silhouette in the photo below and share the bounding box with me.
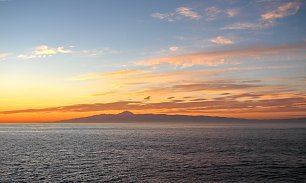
[117,111,135,116]
[56,111,306,123]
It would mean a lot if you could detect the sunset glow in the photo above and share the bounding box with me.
[1,0,306,122]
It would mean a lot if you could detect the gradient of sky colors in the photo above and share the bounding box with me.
[1,0,306,122]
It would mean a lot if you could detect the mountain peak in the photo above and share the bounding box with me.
[117,111,134,116]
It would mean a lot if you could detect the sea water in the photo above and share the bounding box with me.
[0,122,305,182]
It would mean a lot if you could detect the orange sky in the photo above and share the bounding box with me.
[1,0,306,122]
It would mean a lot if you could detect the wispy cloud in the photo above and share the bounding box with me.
[205,6,223,21]
[169,46,179,52]
[81,47,118,57]
[152,7,201,22]
[205,6,239,21]
[135,43,306,67]
[71,70,150,80]
[116,65,304,101]
[91,91,117,97]
[176,7,201,20]
[223,1,301,30]
[0,101,141,114]
[2,94,305,119]
[17,45,72,59]
[261,1,301,21]
[222,21,276,30]
[210,36,234,45]
[153,6,239,22]
[140,80,263,94]
[226,8,239,17]
[34,45,71,55]
[136,53,232,67]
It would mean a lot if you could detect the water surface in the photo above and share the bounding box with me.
[0,122,305,182]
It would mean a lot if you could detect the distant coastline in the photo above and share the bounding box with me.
[55,111,306,123]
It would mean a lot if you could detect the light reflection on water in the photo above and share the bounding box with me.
[0,122,305,182]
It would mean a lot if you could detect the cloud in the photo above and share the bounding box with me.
[169,46,179,52]
[17,45,71,59]
[205,6,223,21]
[152,7,201,22]
[135,43,306,67]
[71,70,150,80]
[144,96,151,100]
[0,101,141,114]
[204,6,239,20]
[198,65,298,75]
[176,7,201,20]
[226,9,239,17]
[82,47,118,56]
[210,36,234,45]
[153,6,239,22]
[34,45,71,55]
[222,21,276,30]
[17,54,41,59]
[0,52,9,61]
[261,1,301,21]
[86,64,295,93]
[140,80,263,94]
[136,53,231,67]
[223,1,301,30]
[2,96,305,119]
[73,66,292,101]
[151,13,173,21]
[91,91,116,97]
[171,82,261,91]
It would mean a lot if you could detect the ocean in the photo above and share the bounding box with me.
[0,122,305,182]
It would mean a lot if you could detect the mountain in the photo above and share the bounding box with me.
[56,111,306,123]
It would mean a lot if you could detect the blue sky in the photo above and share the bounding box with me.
[0,0,306,122]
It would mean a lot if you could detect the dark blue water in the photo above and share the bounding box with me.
[0,123,305,182]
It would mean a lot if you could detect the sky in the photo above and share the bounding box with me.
[0,0,306,122]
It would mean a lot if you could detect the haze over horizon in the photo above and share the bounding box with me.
[1,0,306,122]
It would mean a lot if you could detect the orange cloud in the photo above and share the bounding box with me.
[261,1,301,21]
[210,36,234,45]
[1,94,305,120]
[135,43,306,67]
[136,80,263,96]
[85,64,300,100]
[176,7,201,20]
[71,70,150,80]
[226,8,239,17]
